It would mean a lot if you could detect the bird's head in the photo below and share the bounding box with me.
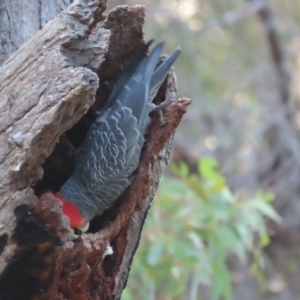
[55,192,89,238]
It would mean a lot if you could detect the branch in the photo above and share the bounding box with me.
[253,0,290,104]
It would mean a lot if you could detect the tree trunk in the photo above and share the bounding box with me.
[0,0,190,299]
[0,0,72,65]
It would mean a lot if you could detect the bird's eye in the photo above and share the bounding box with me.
[66,222,90,241]
[74,228,83,236]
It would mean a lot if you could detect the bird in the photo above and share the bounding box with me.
[55,41,181,236]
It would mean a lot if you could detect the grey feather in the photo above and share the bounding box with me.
[59,42,181,221]
[149,48,181,102]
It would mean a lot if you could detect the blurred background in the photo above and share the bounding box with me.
[107,0,300,299]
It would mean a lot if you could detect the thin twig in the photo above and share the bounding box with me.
[253,0,290,104]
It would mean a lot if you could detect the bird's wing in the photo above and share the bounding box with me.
[73,99,142,211]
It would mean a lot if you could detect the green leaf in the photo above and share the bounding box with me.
[188,232,204,249]
[260,234,270,247]
[199,157,226,189]
[217,227,247,261]
[248,199,281,222]
[211,259,232,300]
[170,162,189,178]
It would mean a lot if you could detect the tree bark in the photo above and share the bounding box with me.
[0,0,190,299]
[0,0,72,65]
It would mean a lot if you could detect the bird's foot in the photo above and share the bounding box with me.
[150,99,173,125]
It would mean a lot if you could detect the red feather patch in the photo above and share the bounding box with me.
[55,193,87,228]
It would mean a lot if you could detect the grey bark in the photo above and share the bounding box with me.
[0,0,72,65]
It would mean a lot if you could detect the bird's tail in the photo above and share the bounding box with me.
[149,47,181,102]
[129,43,181,129]
[103,40,154,112]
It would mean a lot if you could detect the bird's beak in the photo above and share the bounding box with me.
[77,222,90,234]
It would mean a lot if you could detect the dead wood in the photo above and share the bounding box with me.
[0,0,190,299]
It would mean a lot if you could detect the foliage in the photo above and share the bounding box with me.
[123,157,280,300]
